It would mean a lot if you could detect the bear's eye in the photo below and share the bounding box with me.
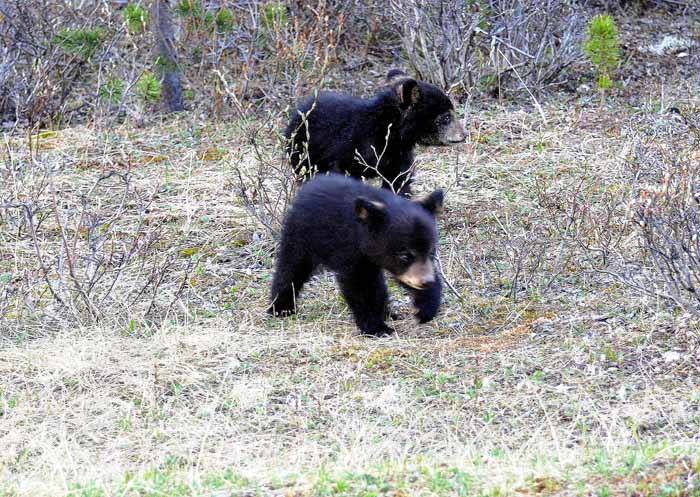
[398,252,414,265]
[439,113,452,125]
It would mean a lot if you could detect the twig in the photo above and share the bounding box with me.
[495,45,548,125]
[434,249,462,301]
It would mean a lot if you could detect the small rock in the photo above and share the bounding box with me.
[617,385,626,401]
[662,350,682,363]
[644,35,696,56]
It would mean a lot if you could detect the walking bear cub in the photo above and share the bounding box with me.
[285,69,466,196]
[268,174,444,336]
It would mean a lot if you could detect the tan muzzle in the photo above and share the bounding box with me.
[397,258,435,289]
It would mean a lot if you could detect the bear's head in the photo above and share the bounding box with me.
[386,69,467,147]
[355,189,444,290]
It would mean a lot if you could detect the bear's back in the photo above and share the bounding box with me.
[287,175,435,249]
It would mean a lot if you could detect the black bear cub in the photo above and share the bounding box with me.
[268,174,443,336]
[285,69,466,196]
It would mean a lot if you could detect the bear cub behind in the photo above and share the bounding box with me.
[268,174,443,336]
[285,70,466,196]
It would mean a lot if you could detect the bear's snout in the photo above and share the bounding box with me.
[398,258,436,289]
[444,117,467,143]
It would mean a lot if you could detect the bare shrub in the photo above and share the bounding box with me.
[580,0,698,13]
[489,0,583,92]
[631,167,700,311]
[488,174,601,300]
[252,1,346,108]
[621,112,700,313]
[224,103,297,237]
[172,0,348,118]
[442,163,607,303]
[0,0,395,126]
[575,109,700,314]
[387,0,485,92]
[0,1,114,127]
[233,140,297,238]
[0,161,199,330]
[388,0,584,97]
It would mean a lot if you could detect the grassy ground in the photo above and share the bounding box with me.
[2,48,700,497]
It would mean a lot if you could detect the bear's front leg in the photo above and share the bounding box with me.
[337,265,394,336]
[410,275,442,324]
[268,250,314,317]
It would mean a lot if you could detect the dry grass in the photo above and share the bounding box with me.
[2,75,700,497]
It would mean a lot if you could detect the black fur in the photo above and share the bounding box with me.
[268,174,444,336]
[285,70,466,196]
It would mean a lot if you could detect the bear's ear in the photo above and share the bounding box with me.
[355,197,386,226]
[417,189,444,216]
[386,69,408,82]
[395,79,420,109]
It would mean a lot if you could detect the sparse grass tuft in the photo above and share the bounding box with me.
[124,3,149,34]
[54,27,103,58]
[136,71,162,103]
